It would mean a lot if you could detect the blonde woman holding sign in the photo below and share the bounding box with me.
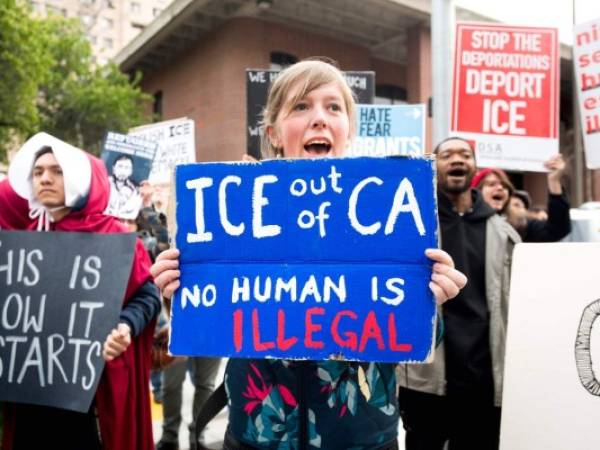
[152,59,466,450]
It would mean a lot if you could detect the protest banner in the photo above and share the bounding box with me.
[170,157,439,363]
[500,243,600,450]
[129,118,196,212]
[246,70,375,159]
[573,18,600,169]
[451,23,559,172]
[129,117,196,184]
[348,104,426,157]
[0,230,135,413]
[101,131,158,219]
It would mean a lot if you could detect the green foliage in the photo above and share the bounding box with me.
[0,1,49,155]
[0,2,152,161]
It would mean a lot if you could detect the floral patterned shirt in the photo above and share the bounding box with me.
[224,358,399,450]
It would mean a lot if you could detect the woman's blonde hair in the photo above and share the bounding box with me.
[260,59,356,158]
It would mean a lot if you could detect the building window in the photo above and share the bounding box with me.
[153,7,162,17]
[103,37,113,49]
[100,17,113,30]
[88,35,97,45]
[103,0,115,8]
[270,52,298,71]
[80,0,95,5]
[374,84,407,105]
[130,2,140,13]
[153,91,163,118]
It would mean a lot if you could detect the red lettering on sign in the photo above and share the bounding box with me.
[451,24,559,141]
[388,313,412,352]
[276,309,298,351]
[252,309,275,351]
[586,114,600,134]
[584,97,598,110]
[331,310,358,350]
[358,311,385,352]
[305,307,325,349]
[233,308,417,355]
[233,309,243,352]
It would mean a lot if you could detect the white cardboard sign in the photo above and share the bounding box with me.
[129,118,196,184]
[451,23,560,172]
[500,243,600,450]
[573,18,600,169]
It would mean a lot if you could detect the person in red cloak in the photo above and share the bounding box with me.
[0,133,160,450]
[0,178,30,230]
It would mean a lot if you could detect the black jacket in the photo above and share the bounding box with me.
[523,192,571,243]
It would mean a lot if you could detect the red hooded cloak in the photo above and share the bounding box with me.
[1,155,155,450]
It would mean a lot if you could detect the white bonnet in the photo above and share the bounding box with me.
[8,132,92,208]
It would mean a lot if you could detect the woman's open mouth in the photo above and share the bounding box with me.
[304,140,332,156]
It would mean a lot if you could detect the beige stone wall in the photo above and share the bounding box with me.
[30,0,170,64]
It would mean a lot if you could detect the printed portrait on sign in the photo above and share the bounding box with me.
[101,131,157,220]
[106,154,142,220]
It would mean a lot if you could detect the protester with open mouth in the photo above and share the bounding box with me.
[398,137,521,450]
[151,59,467,450]
[470,156,571,243]
[471,167,515,214]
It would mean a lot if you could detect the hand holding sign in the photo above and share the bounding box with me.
[157,157,466,363]
[426,248,467,304]
[154,249,464,306]
[151,248,181,300]
[102,323,132,361]
[0,230,135,412]
[544,154,566,194]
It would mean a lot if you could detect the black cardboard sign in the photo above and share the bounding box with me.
[0,230,135,413]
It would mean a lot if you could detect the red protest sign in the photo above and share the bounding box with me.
[574,18,600,169]
[451,23,559,171]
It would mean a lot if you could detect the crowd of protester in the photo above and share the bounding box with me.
[0,58,574,450]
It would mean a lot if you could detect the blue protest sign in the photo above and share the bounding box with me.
[171,157,438,363]
[348,105,426,157]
